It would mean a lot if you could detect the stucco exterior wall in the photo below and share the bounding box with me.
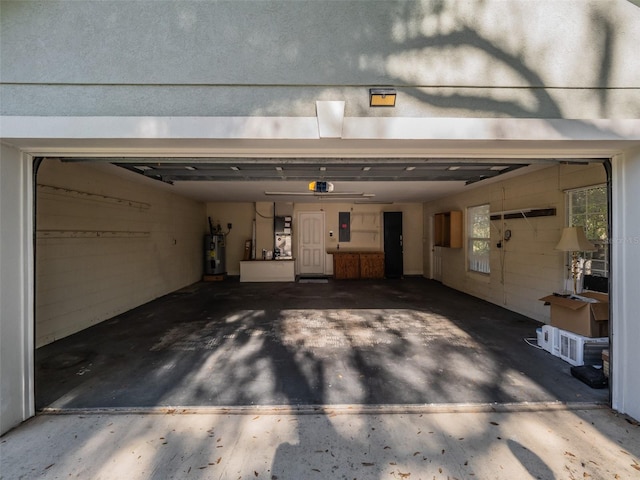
[2,0,639,119]
[35,160,206,347]
[423,163,607,323]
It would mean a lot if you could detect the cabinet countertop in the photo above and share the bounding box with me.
[326,250,383,254]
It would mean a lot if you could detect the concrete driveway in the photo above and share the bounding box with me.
[1,405,639,479]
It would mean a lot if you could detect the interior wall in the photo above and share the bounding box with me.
[423,163,606,323]
[206,201,424,277]
[255,202,275,259]
[295,202,375,276]
[36,160,206,347]
[294,202,424,276]
[205,202,256,275]
[206,201,289,274]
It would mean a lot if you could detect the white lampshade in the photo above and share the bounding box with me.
[555,226,597,252]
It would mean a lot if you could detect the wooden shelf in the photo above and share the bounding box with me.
[434,211,463,248]
[351,212,378,224]
[351,228,378,239]
[350,212,380,239]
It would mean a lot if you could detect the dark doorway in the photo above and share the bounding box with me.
[384,211,403,278]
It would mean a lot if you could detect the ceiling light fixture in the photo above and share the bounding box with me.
[264,191,374,198]
[264,192,320,196]
[318,196,376,201]
[369,88,397,107]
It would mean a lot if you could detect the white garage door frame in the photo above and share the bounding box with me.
[1,115,640,435]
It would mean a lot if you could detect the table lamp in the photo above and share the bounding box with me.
[555,226,596,294]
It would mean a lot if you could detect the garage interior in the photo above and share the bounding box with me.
[34,156,610,410]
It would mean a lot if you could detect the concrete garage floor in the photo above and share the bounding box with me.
[36,278,608,410]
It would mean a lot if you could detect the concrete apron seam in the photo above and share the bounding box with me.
[38,401,609,416]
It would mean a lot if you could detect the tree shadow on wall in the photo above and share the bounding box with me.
[369,1,619,123]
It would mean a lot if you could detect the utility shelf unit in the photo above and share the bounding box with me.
[350,212,380,239]
[434,211,463,248]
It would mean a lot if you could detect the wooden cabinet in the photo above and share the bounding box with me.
[434,211,463,248]
[332,252,360,279]
[331,251,385,279]
[359,252,385,279]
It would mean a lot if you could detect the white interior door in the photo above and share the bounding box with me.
[298,212,325,276]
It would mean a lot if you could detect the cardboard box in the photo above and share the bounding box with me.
[539,292,609,338]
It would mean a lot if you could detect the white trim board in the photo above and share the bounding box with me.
[2,116,639,148]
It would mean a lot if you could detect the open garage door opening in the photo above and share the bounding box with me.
[33,156,612,412]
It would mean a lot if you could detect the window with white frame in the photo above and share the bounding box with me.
[467,204,491,273]
[566,184,608,277]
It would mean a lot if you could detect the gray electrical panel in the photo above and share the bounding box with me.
[339,211,350,242]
